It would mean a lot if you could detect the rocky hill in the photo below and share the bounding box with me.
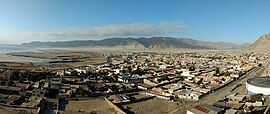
[21,37,247,50]
[248,33,270,52]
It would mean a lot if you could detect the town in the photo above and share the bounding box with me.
[3,0,270,114]
[0,51,269,114]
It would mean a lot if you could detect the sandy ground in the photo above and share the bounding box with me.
[123,97,180,114]
[63,98,117,114]
[0,105,38,114]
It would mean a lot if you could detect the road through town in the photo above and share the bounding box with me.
[171,63,267,114]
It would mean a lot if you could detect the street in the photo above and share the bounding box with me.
[170,64,267,114]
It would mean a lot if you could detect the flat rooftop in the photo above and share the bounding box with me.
[247,77,270,88]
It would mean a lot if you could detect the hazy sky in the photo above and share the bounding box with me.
[1,0,270,44]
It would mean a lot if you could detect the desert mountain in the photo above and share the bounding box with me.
[21,37,248,50]
[248,33,270,52]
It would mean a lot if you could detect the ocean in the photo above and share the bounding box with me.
[0,44,41,62]
[0,44,34,52]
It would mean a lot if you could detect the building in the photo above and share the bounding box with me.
[0,85,22,95]
[187,104,224,114]
[246,77,270,95]
[118,75,145,83]
[32,88,46,97]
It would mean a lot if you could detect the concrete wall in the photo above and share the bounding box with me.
[145,92,170,100]
[104,97,126,114]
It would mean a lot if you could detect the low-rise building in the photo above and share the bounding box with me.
[187,104,224,114]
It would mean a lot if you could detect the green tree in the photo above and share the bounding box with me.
[0,80,6,85]
[216,68,220,74]
[71,70,79,76]
[161,75,169,81]
[250,94,263,101]
[7,80,15,86]
[224,71,231,76]
[76,88,85,96]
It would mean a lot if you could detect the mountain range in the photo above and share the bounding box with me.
[21,37,249,50]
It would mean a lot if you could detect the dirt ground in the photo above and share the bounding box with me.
[63,98,117,114]
[0,51,107,70]
[123,97,180,114]
[0,105,38,114]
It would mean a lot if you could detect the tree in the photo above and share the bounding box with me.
[216,68,220,74]
[188,64,195,71]
[239,71,244,76]
[127,66,132,73]
[71,70,79,76]
[7,80,15,86]
[131,68,145,76]
[18,77,24,83]
[0,80,6,85]
[76,88,85,96]
[224,71,231,76]
[84,71,93,78]
[160,75,169,81]
[113,74,119,82]
[250,94,263,101]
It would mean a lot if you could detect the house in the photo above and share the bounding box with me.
[79,85,89,91]
[16,83,31,91]
[226,94,246,103]
[151,87,163,95]
[108,94,130,103]
[5,95,24,105]
[74,68,86,74]
[225,109,238,114]
[213,102,234,109]
[32,88,46,97]
[168,85,182,94]
[33,82,40,88]
[43,82,49,89]
[21,96,46,108]
[0,94,9,103]
[174,89,203,101]
[0,70,13,80]
[181,71,195,77]
[231,103,244,110]
[59,90,72,98]
[118,75,145,83]
[143,79,158,86]
[187,104,224,114]
[50,81,59,90]
[0,85,22,95]
[245,101,263,107]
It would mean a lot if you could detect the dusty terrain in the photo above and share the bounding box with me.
[123,97,180,114]
[0,105,38,114]
[63,98,117,114]
[0,50,107,70]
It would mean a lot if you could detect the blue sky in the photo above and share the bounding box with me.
[1,0,270,44]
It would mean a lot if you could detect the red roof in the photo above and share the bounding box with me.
[194,105,210,113]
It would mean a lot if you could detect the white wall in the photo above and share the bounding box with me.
[246,82,270,95]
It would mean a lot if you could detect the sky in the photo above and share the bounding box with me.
[1,0,270,44]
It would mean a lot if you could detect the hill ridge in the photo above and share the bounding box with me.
[248,33,270,52]
[21,37,248,50]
